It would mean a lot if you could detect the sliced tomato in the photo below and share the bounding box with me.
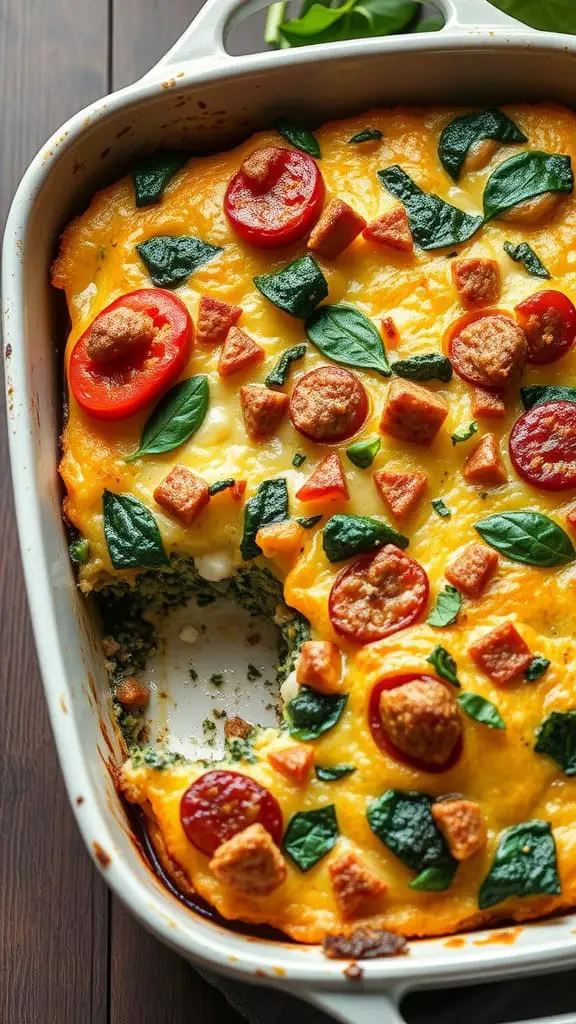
[68,289,193,420]
[368,674,463,774]
[180,770,283,856]
[296,453,349,503]
[509,400,576,491]
[224,146,324,248]
[290,366,368,443]
[515,289,576,364]
[329,545,429,644]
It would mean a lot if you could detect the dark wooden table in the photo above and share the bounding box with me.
[0,2,253,1020]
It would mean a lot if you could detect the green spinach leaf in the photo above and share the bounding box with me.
[292,452,307,468]
[520,385,576,410]
[103,491,168,569]
[265,344,307,388]
[451,421,478,445]
[126,376,209,460]
[323,513,408,562]
[415,12,444,31]
[483,151,573,222]
[427,585,462,627]
[254,256,328,319]
[426,645,460,686]
[431,498,451,519]
[475,511,575,567]
[367,789,457,889]
[315,763,356,781]
[458,692,506,730]
[208,478,235,496]
[438,109,526,182]
[306,303,391,375]
[69,538,90,564]
[297,514,323,529]
[535,710,576,774]
[392,353,453,383]
[132,152,187,207]
[283,805,339,871]
[525,655,550,682]
[137,235,223,288]
[504,240,551,279]
[240,479,289,560]
[349,128,384,144]
[410,861,458,891]
[277,0,419,48]
[378,166,483,250]
[275,117,321,157]
[286,686,348,741]
[478,820,560,910]
[489,0,576,35]
[345,437,381,469]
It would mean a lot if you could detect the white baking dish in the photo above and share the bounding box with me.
[4,1,576,1020]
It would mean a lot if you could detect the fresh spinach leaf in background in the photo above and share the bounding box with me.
[126,376,209,460]
[283,805,339,871]
[306,303,391,375]
[240,478,289,560]
[103,491,168,569]
[378,166,483,249]
[535,710,576,774]
[438,109,526,182]
[504,240,551,278]
[489,0,576,34]
[322,513,408,562]
[475,511,575,567]
[483,151,573,221]
[478,820,560,910]
[520,384,576,410]
[286,686,348,740]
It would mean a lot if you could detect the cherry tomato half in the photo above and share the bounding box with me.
[328,545,429,644]
[224,146,325,248]
[180,770,283,856]
[509,400,576,491]
[515,289,576,364]
[68,289,193,420]
[368,674,463,774]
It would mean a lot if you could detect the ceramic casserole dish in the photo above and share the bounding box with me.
[4,0,576,1020]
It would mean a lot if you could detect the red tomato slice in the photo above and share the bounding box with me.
[296,452,349,503]
[328,545,429,644]
[515,290,576,364]
[368,674,463,774]
[180,770,283,856]
[509,400,576,491]
[224,146,325,248]
[290,366,368,443]
[68,289,193,420]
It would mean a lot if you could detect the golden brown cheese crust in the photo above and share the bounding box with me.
[56,103,576,943]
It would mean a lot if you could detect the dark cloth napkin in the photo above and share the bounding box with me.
[198,964,576,1024]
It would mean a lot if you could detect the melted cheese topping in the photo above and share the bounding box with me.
[55,103,576,942]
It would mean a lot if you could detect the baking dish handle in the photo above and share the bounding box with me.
[151,0,526,70]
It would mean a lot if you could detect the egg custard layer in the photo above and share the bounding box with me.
[55,104,576,944]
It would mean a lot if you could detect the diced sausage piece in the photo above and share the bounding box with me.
[323,927,408,960]
[296,452,349,503]
[452,258,501,308]
[463,433,507,488]
[241,146,285,187]
[431,799,487,860]
[329,851,387,919]
[380,379,448,445]
[208,822,287,896]
[154,465,210,525]
[445,543,498,598]
[85,307,155,362]
[499,192,561,224]
[290,366,368,443]
[381,316,400,346]
[363,207,413,252]
[379,679,462,767]
[307,199,366,260]
[296,640,342,693]
[373,468,427,520]
[471,385,506,420]
[218,327,265,377]
[462,138,499,174]
[469,622,532,685]
[256,521,304,560]
[240,384,288,438]
[268,744,314,784]
[224,716,253,740]
[448,313,527,388]
[197,296,242,345]
[115,677,150,710]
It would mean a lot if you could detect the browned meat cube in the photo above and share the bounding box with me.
[445,543,498,598]
[308,198,366,260]
[329,851,387,919]
[154,465,210,525]
[240,384,288,438]
[373,468,427,519]
[380,379,448,445]
[469,622,532,685]
[432,799,487,860]
[209,823,287,895]
[463,433,507,487]
[452,258,501,307]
